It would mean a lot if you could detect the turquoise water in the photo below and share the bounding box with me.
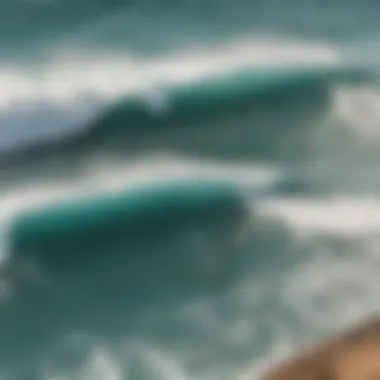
[1,1,380,379]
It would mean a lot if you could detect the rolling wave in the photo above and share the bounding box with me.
[0,5,380,378]
[0,38,372,175]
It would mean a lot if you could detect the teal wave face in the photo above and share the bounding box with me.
[8,180,248,271]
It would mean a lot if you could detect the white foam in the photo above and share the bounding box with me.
[0,156,281,216]
[142,349,189,380]
[257,195,380,238]
[240,193,380,366]
[0,38,341,109]
[81,347,122,380]
[282,251,380,332]
[237,195,380,379]
[42,342,123,380]
[332,84,380,139]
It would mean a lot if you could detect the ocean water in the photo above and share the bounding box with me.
[1,1,380,379]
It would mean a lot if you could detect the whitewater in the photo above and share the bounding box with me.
[2,1,380,379]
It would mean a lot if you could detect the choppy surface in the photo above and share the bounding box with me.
[2,1,380,379]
